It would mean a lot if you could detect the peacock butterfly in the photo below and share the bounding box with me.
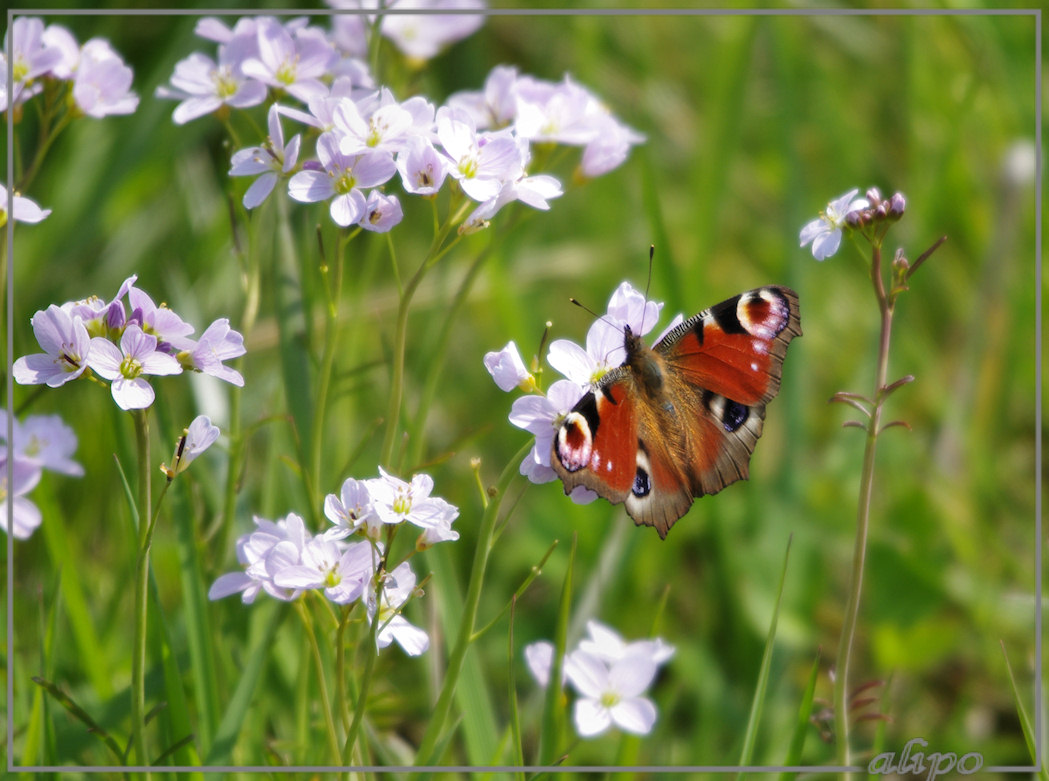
[551,286,801,539]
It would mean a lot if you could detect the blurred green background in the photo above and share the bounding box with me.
[3,2,1041,774]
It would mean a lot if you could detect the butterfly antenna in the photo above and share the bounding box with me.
[640,244,656,334]
[569,297,602,320]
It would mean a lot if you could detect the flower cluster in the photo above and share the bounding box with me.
[1,412,83,539]
[525,620,674,738]
[484,282,678,495]
[800,186,906,261]
[156,15,642,233]
[13,275,246,410]
[209,468,459,656]
[2,16,138,117]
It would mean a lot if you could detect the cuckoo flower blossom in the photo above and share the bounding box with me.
[368,561,429,655]
[324,477,379,540]
[71,39,139,118]
[88,324,182,410]
[274,536,377,604]
[526,622,675,738]
[436,108,521,202]
[288,133,396,226]
[5,413,83,477]
[180,318,247,386]
[209,513,310,604]
[156,49,267,125]
[2,17,62,111]
[240,17,335,103]
[162,414,220,479]
[0,410,83,540]
[369,467,460,536]
[799,187,869,260]
[484,340,533,392]
[0,455,43,540]
[229,104,301,208]
[12,305,93,388]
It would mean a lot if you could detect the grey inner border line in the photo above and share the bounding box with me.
[6,4,1040,775]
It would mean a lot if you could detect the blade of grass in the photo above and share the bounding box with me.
[1001,640,1048,780]
[737,533,793,776]
[779,649,821,781]
[538,532,576,767]
[31,676,126,764]
[21,567,62,766]
[171,480,221,759]
[425,538,500,766]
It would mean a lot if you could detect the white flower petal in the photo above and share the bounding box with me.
[610,696,657,735]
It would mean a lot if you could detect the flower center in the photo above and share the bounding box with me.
[60,347,83,370]
[415,166,433,188]
[458,153,479,179]
[600,692,621,708]
[333,170,357,195]
[275,59,298,87]
[120,355,144,379]
[392,491,412,516]
[212,66,239,99]
[23,435,43,458]
[12,57,30,84]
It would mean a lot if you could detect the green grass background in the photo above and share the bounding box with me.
[3,2,1041,776]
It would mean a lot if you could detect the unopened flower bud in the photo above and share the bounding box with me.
[846,210,864,228]
[889,192,906,219]
[865,187,882,206]
[892,247,909,272]
[105,301,126,331]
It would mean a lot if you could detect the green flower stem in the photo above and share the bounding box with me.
[130,409,152,774]
[413,440,532,766]
[273,193,319,520]
[216,197,260,561]
[834,245,893,773]
[407,242,492,468]
[309,230,351,504]
[379,201,466,469]
[295,599,342,764]
[18,99,74,194]
[342,589,380,765]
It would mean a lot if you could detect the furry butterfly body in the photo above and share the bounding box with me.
[551,286,801,538]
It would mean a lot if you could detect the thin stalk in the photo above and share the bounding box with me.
[296,599,343,764]
[130,409,152,774]
[834,245,893,773]
[378,204,464,468]
[309,230,350,502]
[342,590,380,765]
[216,196,260,559]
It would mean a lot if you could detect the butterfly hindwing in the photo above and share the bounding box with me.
[552,375,637,504]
